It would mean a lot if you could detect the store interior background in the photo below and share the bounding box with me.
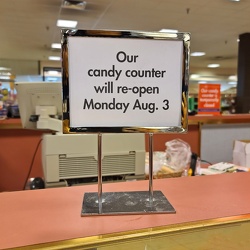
[1,0,250,192]
[1,0,250,114]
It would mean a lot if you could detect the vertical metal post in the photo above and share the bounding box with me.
[98,133,103,213]
[148,132,154,204]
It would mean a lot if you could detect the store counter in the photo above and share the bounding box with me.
[2,114,250,129]
[1,172,250,249]
[188,113,250,125]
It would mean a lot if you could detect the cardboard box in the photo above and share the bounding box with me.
[233,140,250,168]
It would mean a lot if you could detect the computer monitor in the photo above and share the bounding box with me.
[15,82,63,132]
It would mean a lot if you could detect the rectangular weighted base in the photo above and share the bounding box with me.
[81,190,176,216]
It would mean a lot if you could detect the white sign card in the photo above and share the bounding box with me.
[62,30,190,133]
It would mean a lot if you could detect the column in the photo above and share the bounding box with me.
[236,33,250,113]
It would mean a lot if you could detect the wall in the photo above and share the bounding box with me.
[145,124,200,154]
[0,129,46,192]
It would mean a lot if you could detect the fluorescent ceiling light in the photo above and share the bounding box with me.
[207,64,220,68]
[228,75,237,81]
[51,43,61,49]
[47,71,61,75]
[190,74,200,79]
[159,29,178,33]
[0,75,10,80]
[48,56,61,61]
[0,67,11,71]
[57,19,77,28]
[228,81,237,85]
[0,72,11,75]
[191,52,206,57]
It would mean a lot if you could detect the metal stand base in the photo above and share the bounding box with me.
[81,190,176,216]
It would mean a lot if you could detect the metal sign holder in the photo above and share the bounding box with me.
[61,29,190,216]
[81,133,175,215]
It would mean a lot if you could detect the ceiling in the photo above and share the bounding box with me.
[0,0,249,84]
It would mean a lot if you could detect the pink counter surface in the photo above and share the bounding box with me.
[1,172,250,249]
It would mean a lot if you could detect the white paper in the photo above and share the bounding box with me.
[67,36,183,128]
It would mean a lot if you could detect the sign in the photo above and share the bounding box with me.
[198,84,221,115]
[62,30,190,133]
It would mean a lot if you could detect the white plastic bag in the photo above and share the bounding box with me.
[165,139,191,172]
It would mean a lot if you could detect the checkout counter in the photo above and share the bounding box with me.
[1,115,250,249]
[0,172,250,249]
